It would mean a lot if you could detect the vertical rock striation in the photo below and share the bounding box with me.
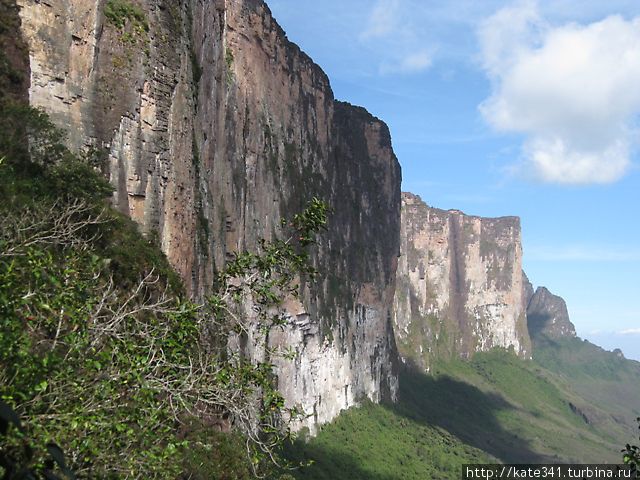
[393,192,531,370]
[17,0,400,431]
[17,0,200,289]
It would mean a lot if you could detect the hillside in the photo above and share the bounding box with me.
[287,345,640,479]
[3,0,639,478]
[533,336,640,443]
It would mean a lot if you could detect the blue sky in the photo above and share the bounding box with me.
[267,0,640,361]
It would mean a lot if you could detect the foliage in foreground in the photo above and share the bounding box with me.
[0,400,77,479]
[0,100,328,478]
[623,418,640,478]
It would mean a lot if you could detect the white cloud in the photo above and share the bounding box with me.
[380,50,434,75]
[359,0,437,76]
[399,50,433,72]
[479,2,640,184]
[619,328,640,335]
[479,0,544,77]
[360,0,401,40]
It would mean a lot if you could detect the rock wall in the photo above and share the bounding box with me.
[0,0,30,102]
[17,0,400,431]
[523,271,535,307]
[393,192,531,370]
[527,286,576,340]
[17,0,200,288]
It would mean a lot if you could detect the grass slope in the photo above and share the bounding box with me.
[286,400,491,480]
[286,344,640,479]
[532,336,640,451]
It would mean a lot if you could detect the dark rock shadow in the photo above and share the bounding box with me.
[284,445,400,480]
[285,364,548,479]
[527,312,554,340]
[393,364,547,464]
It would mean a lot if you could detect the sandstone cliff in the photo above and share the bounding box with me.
[393,192,531,369]
[523,271,535,307]
[527,286,577,340]
[16,0,400,431]
[0,0,29,102]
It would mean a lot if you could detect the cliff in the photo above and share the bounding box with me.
[522,271,535,307]
[0,0,29,102]
[393,192,531,369]
[16,0,400,431]
[527,286,577,340]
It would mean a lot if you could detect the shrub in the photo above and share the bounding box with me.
[623,418,640,478]
[104,0,148,32]
[0,101,329,477]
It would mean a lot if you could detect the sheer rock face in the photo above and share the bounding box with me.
[527,287,576,340]
[0,0,30,102]
[393,193,531,370]
[523,271,535,308]
[17,0,199,287]
[17,0,400,431]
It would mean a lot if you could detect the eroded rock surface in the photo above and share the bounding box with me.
[527,286,576,340]
[18,0,400,431]
[393,193,531,370]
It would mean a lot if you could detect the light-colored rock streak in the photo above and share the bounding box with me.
[18,0,100,149]
[393,192,531,370]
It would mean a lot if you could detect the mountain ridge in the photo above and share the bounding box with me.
[9,0,636,448]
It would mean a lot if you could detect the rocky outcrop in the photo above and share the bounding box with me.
[17,0,400,431]
[393,193,531,370]
[527,286,576,340]
[522,271,535,308]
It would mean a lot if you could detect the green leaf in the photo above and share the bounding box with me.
[35,380,48,392]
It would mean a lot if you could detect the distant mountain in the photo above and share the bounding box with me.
[527,286,577,340]
[586,331,640,362]
[393,193,531,371]
[526,285,640,436]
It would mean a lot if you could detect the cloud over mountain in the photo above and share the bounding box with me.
[479,1,640,184]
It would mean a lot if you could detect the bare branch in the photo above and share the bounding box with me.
[0,198,108,257]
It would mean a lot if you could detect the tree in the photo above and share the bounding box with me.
[623,417,640,478]
[0,400,76,479]
[0,101,329,478]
